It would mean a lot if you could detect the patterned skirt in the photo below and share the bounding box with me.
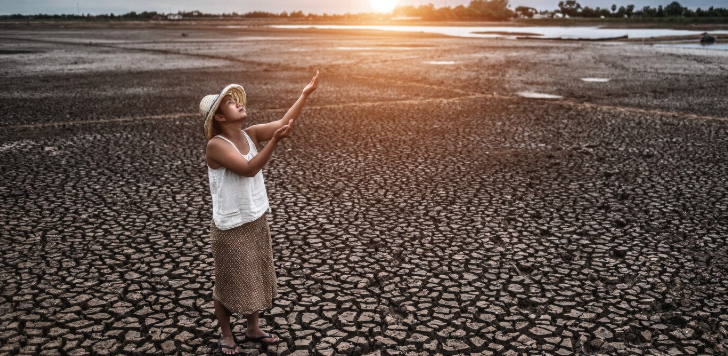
[210,213,278,314]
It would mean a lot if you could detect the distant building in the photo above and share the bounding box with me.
[515,6,537,18]
[168,14,182,20]
[542,11,564,18]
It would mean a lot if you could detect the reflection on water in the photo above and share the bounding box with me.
[268,24,728,40]
[654,43,728,50]
[517,92,563,99]
[427,61,457,65]
[581,78,610,82]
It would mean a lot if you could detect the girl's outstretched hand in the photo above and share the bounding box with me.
[302,70,320,97]
[272,117,296,142]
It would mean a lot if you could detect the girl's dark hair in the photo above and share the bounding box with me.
[212,106,224,136]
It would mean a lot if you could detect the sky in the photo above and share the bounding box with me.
[0,0,724,15]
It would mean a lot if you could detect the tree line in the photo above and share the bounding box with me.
[2,0,726,22]
[550,1,728,19]
[0,0,514,21]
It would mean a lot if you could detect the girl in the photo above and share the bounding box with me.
[199,71,320,354]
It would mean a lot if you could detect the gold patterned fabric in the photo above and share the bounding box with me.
[210,213,278,314]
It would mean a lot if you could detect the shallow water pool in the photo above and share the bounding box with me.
[517,92,563,99]
[265,24,728,40]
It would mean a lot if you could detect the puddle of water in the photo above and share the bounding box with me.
[581,78,610,82]
[471,31,543,37]
[269,24,728,40]
[427,61,457,65]
[654,43,728,51]
[517,92,563,99]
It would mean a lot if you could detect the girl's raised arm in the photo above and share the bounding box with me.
[248,70,319,143]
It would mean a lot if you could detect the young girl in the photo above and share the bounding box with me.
[200,71,320,355]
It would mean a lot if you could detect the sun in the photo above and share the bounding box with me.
[368,0,399,13]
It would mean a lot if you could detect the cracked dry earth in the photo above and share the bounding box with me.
[1,23,728,356]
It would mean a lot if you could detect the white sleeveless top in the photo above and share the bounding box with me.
[208,130,270,230]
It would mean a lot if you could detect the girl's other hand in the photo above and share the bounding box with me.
[302,70,320,97]
[272,118,295,142]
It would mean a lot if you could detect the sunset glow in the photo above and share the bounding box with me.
[368,0,398,13]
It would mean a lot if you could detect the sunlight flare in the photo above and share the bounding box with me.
[368,0,398,13]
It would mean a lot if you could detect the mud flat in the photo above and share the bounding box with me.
[1,22,727,355]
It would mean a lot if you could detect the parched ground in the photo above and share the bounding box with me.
[0,22,727,356]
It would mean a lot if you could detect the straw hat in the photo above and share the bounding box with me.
[199,84,246,141]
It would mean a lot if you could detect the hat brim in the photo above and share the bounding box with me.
[204,84,247,141]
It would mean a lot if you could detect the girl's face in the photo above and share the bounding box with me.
[216,94,246,122]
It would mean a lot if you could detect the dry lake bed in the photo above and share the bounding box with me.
[1,22,727,355]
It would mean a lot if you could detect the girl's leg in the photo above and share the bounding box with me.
[246,310,258,329]
[215,300,239,354]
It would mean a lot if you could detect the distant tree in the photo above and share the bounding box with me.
[611,4,617,13]
[665,1,684,16]
[453,5,478,19]
[467,0,514,21]
[702,6,727,17]
[626,4,634,17]
[439,7,459,20]
[417,3,437,20]
[617,6,626,17]
[656,5,665,17]
[582,6,601,17]
[558,0,582,17]
[641,6,656,17]
[393,5,417,17]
